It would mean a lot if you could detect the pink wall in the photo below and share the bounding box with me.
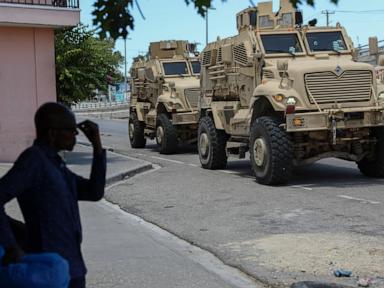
[0,27,56,162]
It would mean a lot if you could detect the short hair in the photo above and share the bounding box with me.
[34,102,75,139]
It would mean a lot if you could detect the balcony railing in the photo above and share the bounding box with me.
[0,0,79,9]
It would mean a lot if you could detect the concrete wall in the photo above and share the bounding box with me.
[0,27,56,162]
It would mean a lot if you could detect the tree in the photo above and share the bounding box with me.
[92,0,339,40]
[55,24,123,104]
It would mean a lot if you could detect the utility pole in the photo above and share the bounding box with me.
[205,10,209,45]
[124,37,132,101]
[321,10,335,26]
[124,38,127,100]
[205,7,216,45]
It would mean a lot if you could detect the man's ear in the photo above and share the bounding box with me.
[47,129,57,146]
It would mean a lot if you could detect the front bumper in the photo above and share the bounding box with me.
[172,111,199,125]
[286,106,384,132]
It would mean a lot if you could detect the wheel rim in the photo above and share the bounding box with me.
[156,126,164,145]
[253,137,267,167]
[199,133,210,158]
[129,122,134,140]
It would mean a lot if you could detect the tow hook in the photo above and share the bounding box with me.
[331,115,345,145]
[332,116,337,145]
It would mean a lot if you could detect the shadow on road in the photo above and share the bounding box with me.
[223,158,384,188]
[147,143,197,155]
[64,151,126,166]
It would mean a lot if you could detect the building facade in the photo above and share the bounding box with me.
[0,0,80,161]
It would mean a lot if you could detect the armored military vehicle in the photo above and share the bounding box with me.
[129,40,201,154]
[198,0,384,185]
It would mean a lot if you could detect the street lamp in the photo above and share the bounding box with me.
[124,37,132,101]
[205,7,216,45]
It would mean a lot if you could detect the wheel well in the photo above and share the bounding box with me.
[157,103,169,116]
[199,109,213,120]
[251,97,283,124]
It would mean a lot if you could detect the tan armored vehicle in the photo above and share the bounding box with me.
[129,40,201,154]
[198,0,384,185]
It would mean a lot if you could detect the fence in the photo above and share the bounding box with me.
[71,100,130,112]
[0,0,79,9]
[357,40,384,57]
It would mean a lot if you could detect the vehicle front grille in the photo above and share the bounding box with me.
[184,88,200,108]
[304,70,372,104]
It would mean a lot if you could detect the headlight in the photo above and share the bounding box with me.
[273,94,285,102]
[378,91,384,101]
[170,102,183,110]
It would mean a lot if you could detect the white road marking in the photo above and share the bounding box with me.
[291,185,313,191]
[150,156,185,164]
[135,153,146,156]
[337,195,380,205]
[218,170,236,174]
[188,163,199,167]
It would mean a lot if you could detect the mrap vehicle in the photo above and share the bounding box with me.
[198,0,384,185]
[129,40,200,154]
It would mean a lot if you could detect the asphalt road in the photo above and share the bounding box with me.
[78,116,384,288]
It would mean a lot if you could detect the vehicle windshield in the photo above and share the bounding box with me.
[190,61,201,74]
[306,31,347,52]
[162,62,189,76]
[260,33,303,54]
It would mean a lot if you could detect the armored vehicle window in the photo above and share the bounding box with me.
[260,34,303,54]
[249,11,257,27]
[306,31,347,52]
[162,62,189,76]
[191,61,201,74]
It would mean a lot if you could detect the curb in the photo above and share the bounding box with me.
[106,163,153,186]
[291,281,355,288]
[77,142,153,186]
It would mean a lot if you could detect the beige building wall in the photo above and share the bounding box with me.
[0,27,56,162]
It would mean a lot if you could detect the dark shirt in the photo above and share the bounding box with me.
[0,140,106,279]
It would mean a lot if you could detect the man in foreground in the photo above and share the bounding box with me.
[0,102,106,288]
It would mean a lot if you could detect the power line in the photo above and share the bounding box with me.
[335,10,384,14]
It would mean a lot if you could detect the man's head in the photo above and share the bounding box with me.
[34,102,78,151]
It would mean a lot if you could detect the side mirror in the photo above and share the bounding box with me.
[222,44,233,64]
[138,68,145,81]
[145,67,157,82]
[169,82,176,89]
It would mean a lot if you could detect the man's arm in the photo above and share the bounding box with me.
[76,120,106,201]
[75,150,106,201]
[0,149,40,262]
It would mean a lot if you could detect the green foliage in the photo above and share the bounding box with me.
[92,0,134,39]
[55,24,123,104]
[92,0,339,40]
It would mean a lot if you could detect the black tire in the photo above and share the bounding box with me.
[198,116,227,169]
[156,113,178,154]
[357,127,384,177]
[249,117,293,185]
[129,112,146,148]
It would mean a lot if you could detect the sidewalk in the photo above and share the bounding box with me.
[0,144,260,288]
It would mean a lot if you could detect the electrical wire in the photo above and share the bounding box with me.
[335,10,384,14]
